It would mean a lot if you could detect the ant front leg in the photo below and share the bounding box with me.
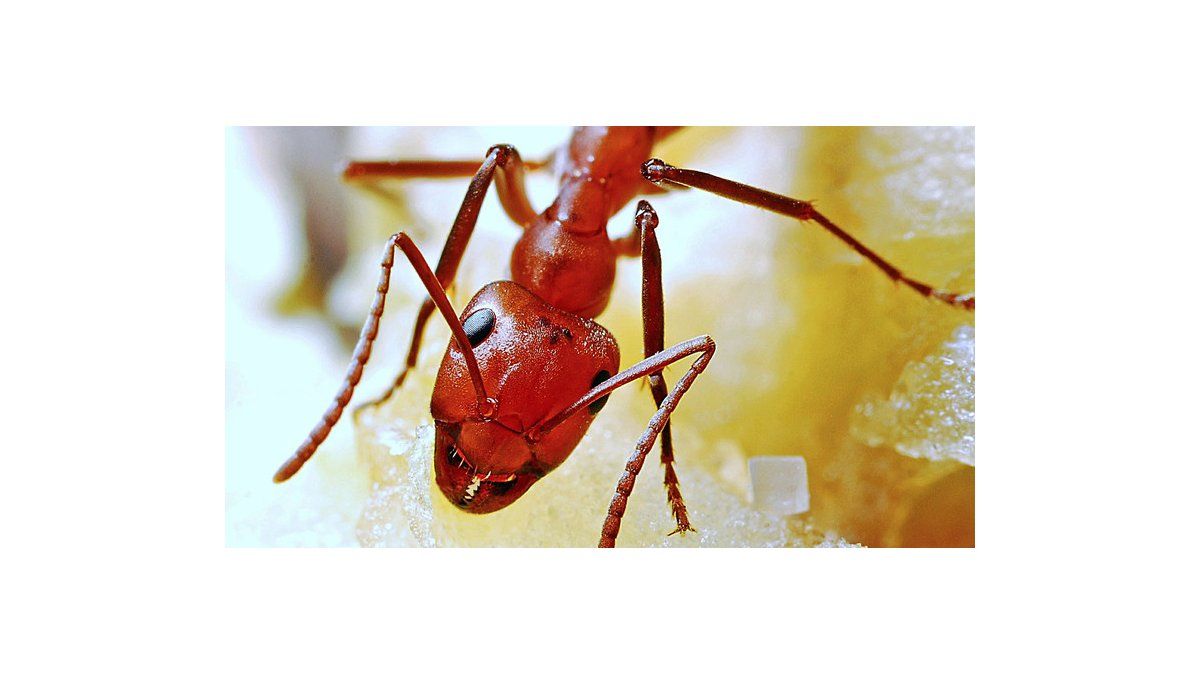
[641,159,975,310]
[631,201,694,537]
[355,145,537,413]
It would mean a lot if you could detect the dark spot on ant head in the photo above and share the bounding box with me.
[547,325,574,346]
[536,315,575,346]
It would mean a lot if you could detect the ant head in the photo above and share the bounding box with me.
[430,281,620,513]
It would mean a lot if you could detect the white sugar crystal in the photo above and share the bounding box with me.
[748,456,810,516]
[853,325,975,466]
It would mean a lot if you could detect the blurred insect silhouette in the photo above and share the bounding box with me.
[272,127,974,547]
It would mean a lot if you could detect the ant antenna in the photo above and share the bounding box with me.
[273,232,495,483]
[389,233,497,416]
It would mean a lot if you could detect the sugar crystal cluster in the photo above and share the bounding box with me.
[355,388,852,547]
[852,325,975,466]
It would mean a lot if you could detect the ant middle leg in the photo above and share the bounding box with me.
[641,158,975,310]
[633,201,694,537]
[354,145,537,414]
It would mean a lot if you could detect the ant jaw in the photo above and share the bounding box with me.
[432,423,538,514]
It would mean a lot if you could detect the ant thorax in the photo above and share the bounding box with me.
[506,127,659,319]
[429,280,620,513]
[509,214,618,319]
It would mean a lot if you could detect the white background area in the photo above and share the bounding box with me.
[3,1,1196,674]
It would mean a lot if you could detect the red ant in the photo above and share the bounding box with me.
[272,127,974,547]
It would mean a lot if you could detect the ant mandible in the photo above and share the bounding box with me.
[272,127,974,548]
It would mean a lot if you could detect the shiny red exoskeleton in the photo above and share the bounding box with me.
[273,127,974,547]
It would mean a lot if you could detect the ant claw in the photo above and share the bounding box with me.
[666,524,696,537]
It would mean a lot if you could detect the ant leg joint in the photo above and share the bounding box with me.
[486,143,521,164]
[635,200,659,230]
[641,158,670,184]
[934,291,975,311]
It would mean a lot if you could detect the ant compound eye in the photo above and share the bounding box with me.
[462,308,496,348]
[588,370,612,415]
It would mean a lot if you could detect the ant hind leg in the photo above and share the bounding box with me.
[641,158,974,310]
